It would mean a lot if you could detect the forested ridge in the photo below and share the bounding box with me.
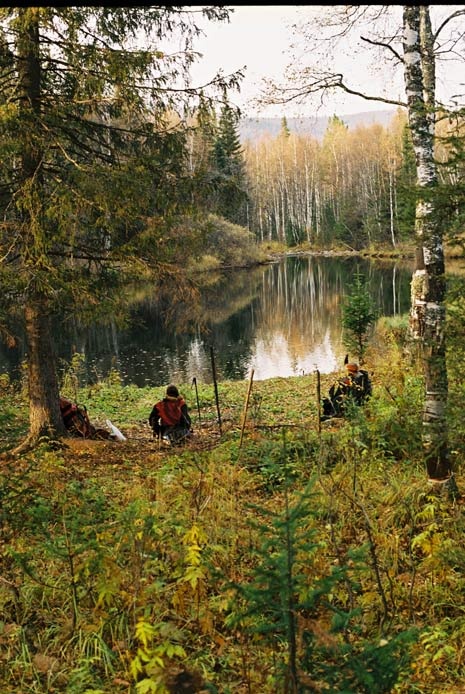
[238,109,397,143]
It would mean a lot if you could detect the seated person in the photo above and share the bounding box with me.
[149,384,192,445]
[321,362,372,421]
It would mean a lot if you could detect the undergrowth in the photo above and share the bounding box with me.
[1,329,465,693]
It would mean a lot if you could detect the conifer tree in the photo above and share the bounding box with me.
[186,102,220,214]
[280,115,291,138]
[227,481,323,691]
[227,477,417,693]
[435,114,465,242]
[212,100,249,225]
[341,270,378,362]
[396,124,417,240]
[0,7,242,450]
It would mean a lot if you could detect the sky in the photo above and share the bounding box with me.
[189,5,401,119]
[188,5,465,120]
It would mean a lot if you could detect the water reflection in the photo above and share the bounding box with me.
[0,256,413,386]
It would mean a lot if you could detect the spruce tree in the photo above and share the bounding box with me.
[226,477,417,693]
[212,100,249,225]
[280,115,291,138]
[341,270,378,362]
[396,124,417,240]
[226,480,324,691]
[0,7,242,450]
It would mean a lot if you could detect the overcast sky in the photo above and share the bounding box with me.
[189,6,400,119]
[188,5,464,120]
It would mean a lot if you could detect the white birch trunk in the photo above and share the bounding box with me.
[403,5,453,486]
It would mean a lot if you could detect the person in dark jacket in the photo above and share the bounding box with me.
[149,384,192,445]
[321,362,372,421]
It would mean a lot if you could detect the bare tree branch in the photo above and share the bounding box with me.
[259,72,406,110]
[433,9,465,44]
[360,35,403,63]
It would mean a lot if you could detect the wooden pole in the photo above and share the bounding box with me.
[210,346,222,435]
[316,369,321,436]
[239,369,254,450]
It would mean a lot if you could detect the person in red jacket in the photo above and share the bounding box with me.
[321,362,372,421]
[149,384,192,445]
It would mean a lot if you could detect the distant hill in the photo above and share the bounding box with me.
[239,109,398,143]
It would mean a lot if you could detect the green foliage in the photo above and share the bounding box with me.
[376,314,410,347]
[364,372,423,461]
[226,477,418,693]
[0,386,27,452]
[341,270,378,361]
[280,116,291,138]
[312,628,419,694]
[442,276,465,459]
[225,479,324,689]
[3,323,465,692]
[60,351,88,397]
[1,7,223,290]
[285,218,306,247]
[130,619,186,693]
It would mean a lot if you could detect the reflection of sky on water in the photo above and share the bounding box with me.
[0,256,413,387]
[249,330,339,380]
[185,338,208,376]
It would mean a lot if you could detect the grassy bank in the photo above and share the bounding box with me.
[1,327,465,693]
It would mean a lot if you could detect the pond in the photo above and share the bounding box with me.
[0,255,414,387]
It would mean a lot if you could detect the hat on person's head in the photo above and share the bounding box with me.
[346,363,359,373]
[166,384,179,397]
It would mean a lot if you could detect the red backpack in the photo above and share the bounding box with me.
[59,397,95,438]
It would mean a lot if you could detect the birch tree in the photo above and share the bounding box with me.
[403,6,452,487]
[260,5,465,491]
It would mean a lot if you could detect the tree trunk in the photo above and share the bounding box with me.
[25,299,66,440]
[15,8,65,448]
[403,6,454,488]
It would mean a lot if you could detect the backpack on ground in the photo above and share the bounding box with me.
[60,397,94,438]
[59,396,111,439]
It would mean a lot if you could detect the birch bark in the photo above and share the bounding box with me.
[403,5,453,487]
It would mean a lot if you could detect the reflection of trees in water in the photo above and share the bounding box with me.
[130,268,264,383]
[104,268,263,384]
[202,305,258,381]
[40,268,264,386]
[257,256,411,368]
[145,266,264,329]
[0,257,413,387]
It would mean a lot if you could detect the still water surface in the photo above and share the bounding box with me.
[0,255,413,387]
